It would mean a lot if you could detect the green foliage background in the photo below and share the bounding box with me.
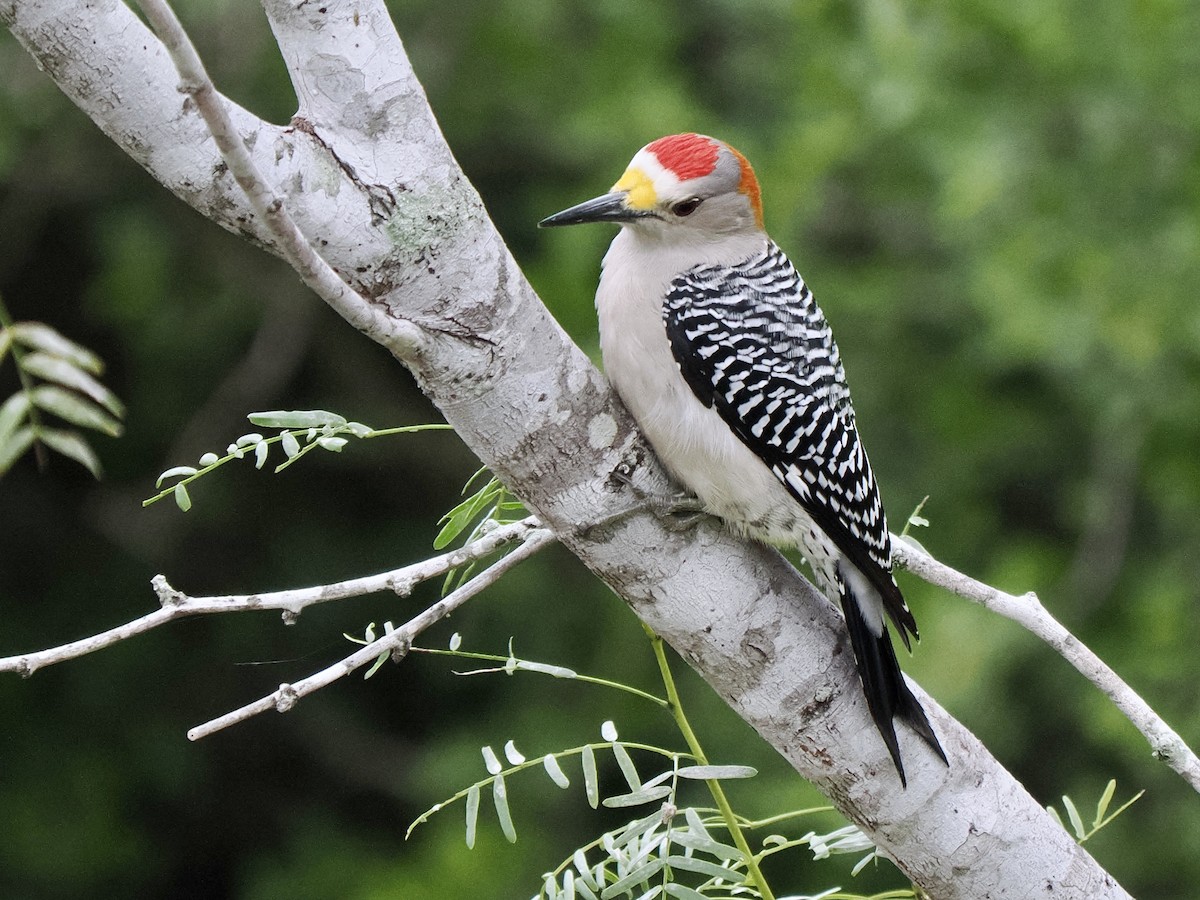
[2,0,1199,896]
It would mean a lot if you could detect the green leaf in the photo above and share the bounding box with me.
[676,765,757,780]
[664,885,707,900]
[663,854,742,880]
[574,850,598,889]
[1062,795,1085,840]
[363,649,389,679]
[247,410,347,429]
[683,807,713,843]
[434,482,496,549]
[1087,785,1145,841]
[670,829,741,861]
[0,425,35,476]
[30,385,123,437]
[9,322,103,374]
[492,773,516,843]
[516,660,578,678]
[582,745,599,809]
[40,428,102,478]
[611,742,641,791]
[280,430,300,458]
[601,786,672,807]
[21,351,124,418]
[1093,779,1117,829]
[465,784,480,849]
[599,859,663,898]
[543,754,570,789]
[0,392,31,445]
[156,466,199,487]
[482,744,502,775]
[173,482,192,511]
[316,436,347,452]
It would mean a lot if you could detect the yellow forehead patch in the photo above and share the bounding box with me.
[613,167,657,210]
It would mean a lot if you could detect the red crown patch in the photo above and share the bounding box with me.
[646,134,720,182]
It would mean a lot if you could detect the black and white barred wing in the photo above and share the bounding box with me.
[662,241,917,643]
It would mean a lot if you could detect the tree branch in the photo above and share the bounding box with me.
[187,525,556,740]
[893,534,1200,793]
[0,517,545,677]
[131,0,419,355]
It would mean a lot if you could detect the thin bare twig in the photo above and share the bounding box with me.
[893,533,1200,793]
[187,525,557,740]
[131,0,424,355]
[0,517,545,677]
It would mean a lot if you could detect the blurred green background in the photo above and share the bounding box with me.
[2,0,1199,896]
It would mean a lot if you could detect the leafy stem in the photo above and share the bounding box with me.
[0,294,124,477]
[143,410,453,510]
[413,644,669,708]
[644,623,777,900]
[0,295,47,469]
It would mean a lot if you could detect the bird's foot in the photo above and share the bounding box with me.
[576,466,711,538]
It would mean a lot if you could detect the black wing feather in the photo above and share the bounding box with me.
[663,241,916,644]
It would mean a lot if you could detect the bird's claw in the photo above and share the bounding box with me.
[578,467,710,537]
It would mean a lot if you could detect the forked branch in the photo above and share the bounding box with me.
[187,524,556,739]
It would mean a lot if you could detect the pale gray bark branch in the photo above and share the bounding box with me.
[0,516,545,677]
[1,1,1147,896]
[186,524,556,740]
[893,534,1200,792]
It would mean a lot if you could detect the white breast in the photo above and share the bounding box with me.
[596,231,821,543]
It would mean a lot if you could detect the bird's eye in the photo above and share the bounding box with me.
[671,198,703,218]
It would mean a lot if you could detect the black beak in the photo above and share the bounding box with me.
[538,191,649,228]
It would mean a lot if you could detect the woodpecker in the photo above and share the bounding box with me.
[540,133,946,785]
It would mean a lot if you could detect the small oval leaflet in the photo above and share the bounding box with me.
[675,765,757,780]
[582,745,599,809]
[464,784,480,849]
[601,786,672,808]
[543,754,570,789]
[493,774,517,843]
[611,742,641,791]
[156,465,197,487]
[481,744,502,775]
[516,660,577,679]
[600,720,618,741]
[662,855,740,881]
[503,740,526,765]
[248,409,348,429]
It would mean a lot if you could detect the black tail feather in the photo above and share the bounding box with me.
[839,581,948,787]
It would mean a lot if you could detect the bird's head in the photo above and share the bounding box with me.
[539,133,764,239]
